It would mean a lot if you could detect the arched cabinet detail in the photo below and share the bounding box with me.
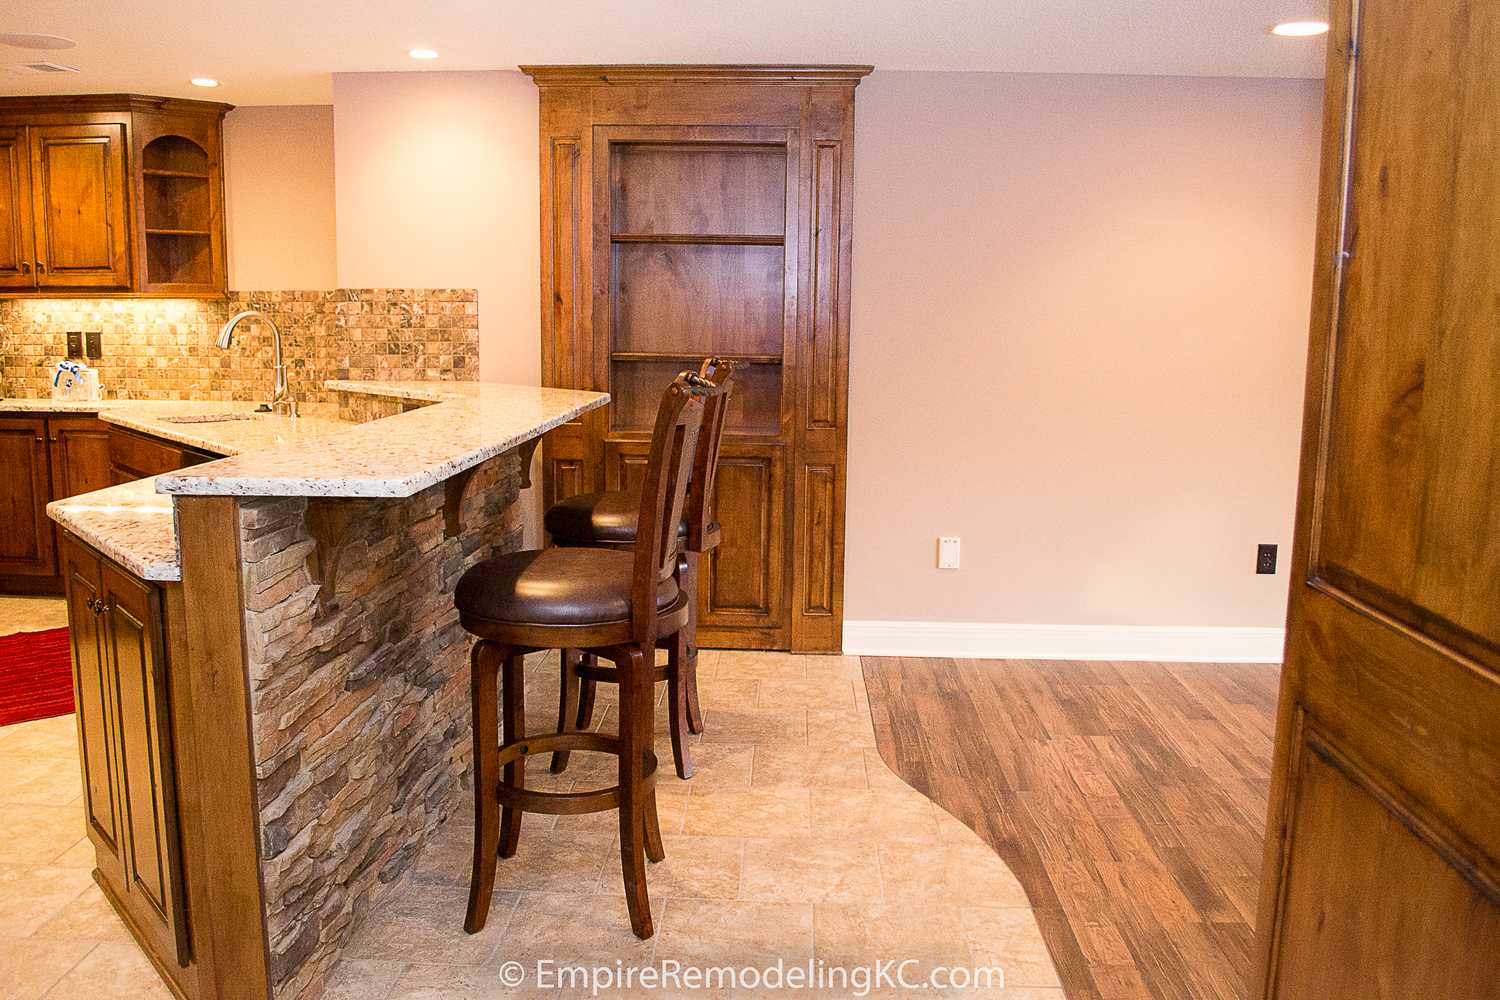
[0,94,230,298]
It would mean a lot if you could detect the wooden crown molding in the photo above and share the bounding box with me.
[519,64,873,86]
[0,93,235,117]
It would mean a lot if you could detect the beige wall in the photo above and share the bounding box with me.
[222,105,338,290]
[216,70,1321,633]
[845,71,1323,628]
[330,71,541,386]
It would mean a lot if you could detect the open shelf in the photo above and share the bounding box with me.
[611,232,784,246]
[141,135,215,288]
[611,351,782,365]
[142,168,209,180]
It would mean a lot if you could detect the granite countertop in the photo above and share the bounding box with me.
[46,477,181,581]
[34,382,608,581]
[155,382,607,497]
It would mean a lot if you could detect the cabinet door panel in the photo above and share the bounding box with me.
[702,443,787,648]
[29,123,131,289]
[48,417,113,500]
[103,563,190,966]
[0,417,56,577]
[60,540,126,885]
[0,126,35,289]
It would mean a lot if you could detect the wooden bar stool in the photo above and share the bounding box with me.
[454,372,716,939]
[544,358,736,780]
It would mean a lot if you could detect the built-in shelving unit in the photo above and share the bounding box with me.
[141,135,215,289]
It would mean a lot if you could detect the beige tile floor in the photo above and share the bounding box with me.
[1,597,1061,999]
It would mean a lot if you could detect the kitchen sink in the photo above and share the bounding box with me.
[158,412,260,424]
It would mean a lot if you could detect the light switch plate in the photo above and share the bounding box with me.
[66,331,84,358]
[84,331,102,359]
[938,536,961,570]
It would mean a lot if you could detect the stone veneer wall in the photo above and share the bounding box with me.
[238,452,522,999]
[0,289,478,402]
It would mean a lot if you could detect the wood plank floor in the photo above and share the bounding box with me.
[861,657,1280,1000]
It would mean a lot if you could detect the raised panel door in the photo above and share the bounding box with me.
[1254,1,1500,993]
[48,416,113,500]
[0,126,34,289]
[0,417,56,577]
[60,538,127,888]
[29,123,131,289]
[103,562,190,966]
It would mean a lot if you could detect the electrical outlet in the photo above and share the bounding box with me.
[84,331,102,360]
[65,331,84,358]
[938,536,961,570]
[1257,543,1278,575]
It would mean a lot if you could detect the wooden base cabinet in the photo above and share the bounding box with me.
[0,413,116,594]
[527,65,869,652]
[62,537,191,975]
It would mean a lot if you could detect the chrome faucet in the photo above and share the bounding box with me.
[217,309,297,417]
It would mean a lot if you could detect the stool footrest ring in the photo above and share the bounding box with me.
[492,732,658,815]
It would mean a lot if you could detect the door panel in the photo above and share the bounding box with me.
[60,541,125,884]
[1254,1,1500,994]
[701,443,787,647]
[48,417,113,500]
[29,123,131,289]
[103,562,190,966]
[0,417,55,576]
[0,126,34,289]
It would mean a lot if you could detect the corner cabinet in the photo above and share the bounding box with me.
[525,65,869,652]
[0,95,231,298]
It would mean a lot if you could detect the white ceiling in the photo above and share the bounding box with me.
[3,0,1328,106]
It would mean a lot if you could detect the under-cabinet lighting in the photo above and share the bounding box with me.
[1271,20,1329,37]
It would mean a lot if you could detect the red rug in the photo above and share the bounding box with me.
[0,627,75,727]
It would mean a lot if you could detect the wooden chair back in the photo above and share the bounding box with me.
[631,372,713,642]
[684,357,736,553]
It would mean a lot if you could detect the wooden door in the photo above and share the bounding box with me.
[60,539,128,888]
[0,126,35,289]
[28,122,131,289]
[48,416,113,500]
[0,416,56,578]
[102,561,190,967]
[531,67,866,651]
[1253,2,1500,996]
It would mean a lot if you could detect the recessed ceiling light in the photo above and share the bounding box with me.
[0,33,77,50]
[1271,20,1330,37]
[408,48,439,60]
[190,77,220,87]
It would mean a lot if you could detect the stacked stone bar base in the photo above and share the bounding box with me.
[235,451,523,999]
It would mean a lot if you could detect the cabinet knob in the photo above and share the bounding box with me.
[19,261,29,274]
[35,261,46,274]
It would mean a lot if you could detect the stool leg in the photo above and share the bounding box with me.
[465,640,502,934]
[575,656,598,730]
[617,645,655,938]
[551,649,581,774]
[683,552,705,735]
[667,630,695,780]
[499,652,526,859]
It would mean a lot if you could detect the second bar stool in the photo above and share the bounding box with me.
[454,371,717,939]
[544,358,736,779]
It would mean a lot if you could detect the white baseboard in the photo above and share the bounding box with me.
[842,620,1285,663]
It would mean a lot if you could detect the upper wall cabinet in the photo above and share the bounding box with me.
[0,95,232,298]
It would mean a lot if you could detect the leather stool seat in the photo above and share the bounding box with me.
[456,548,679,627]
[545,490,689,547]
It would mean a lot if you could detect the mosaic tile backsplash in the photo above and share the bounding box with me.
[0,289,479,403]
